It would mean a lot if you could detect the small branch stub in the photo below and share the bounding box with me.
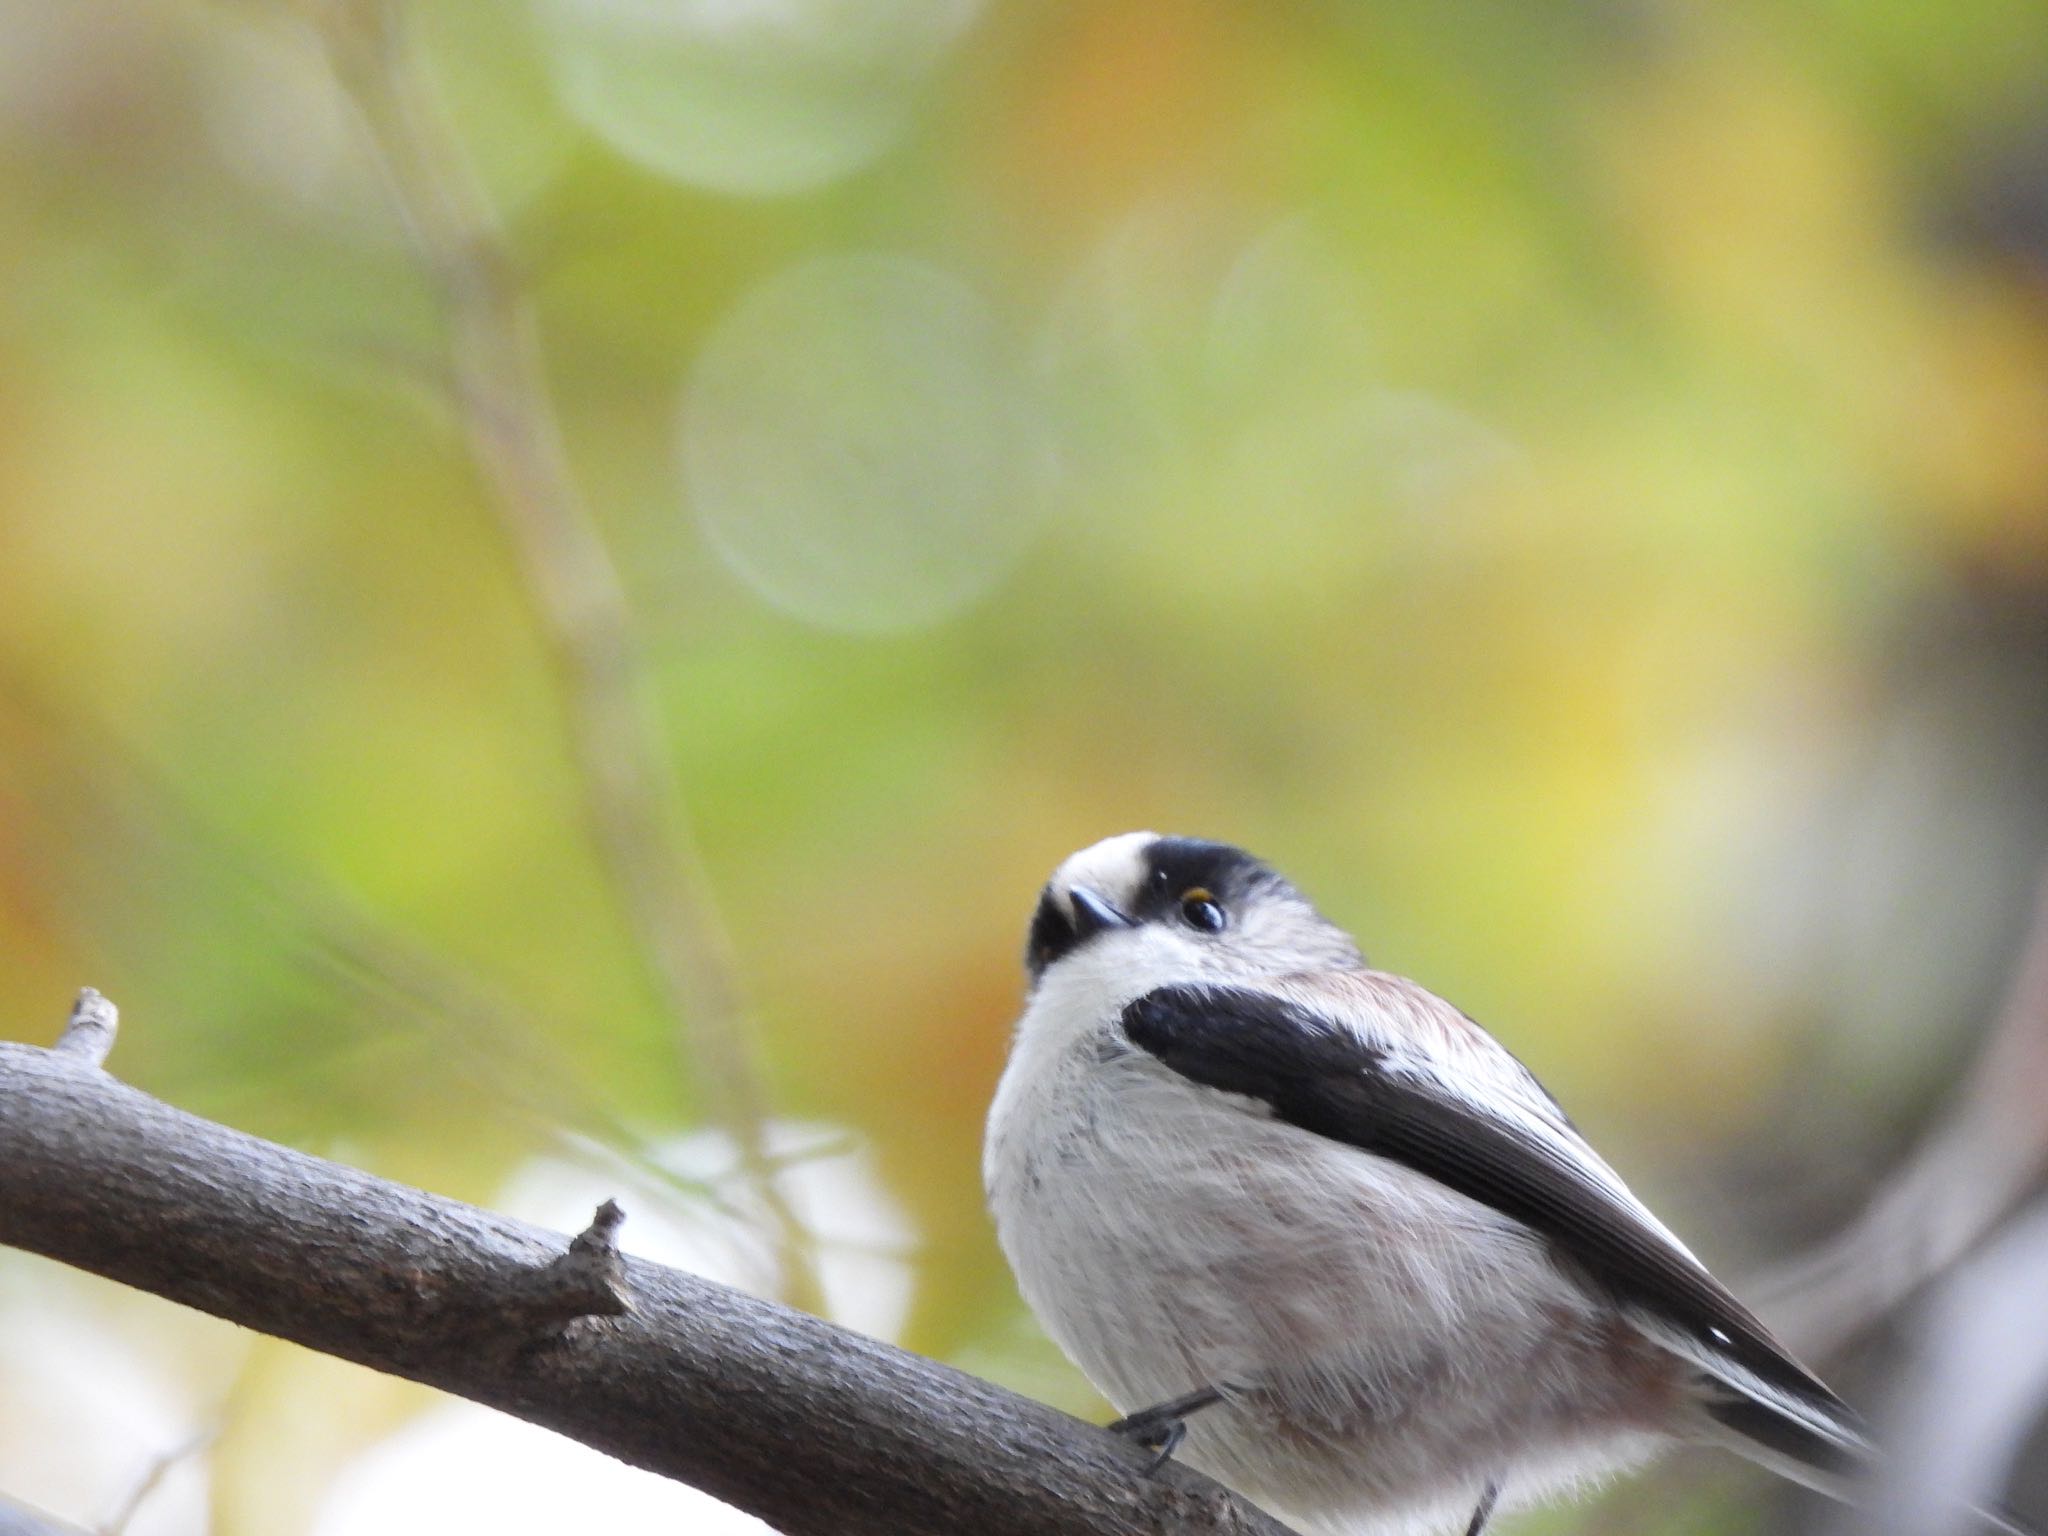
[0,1024,1302,1536]
[570,1198,627,1267]
[53,989,117,1067]
[500,1198,632,1332]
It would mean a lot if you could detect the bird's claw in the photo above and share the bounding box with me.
[1105,1385,1225,1476]
[1106,1408,1187,1475]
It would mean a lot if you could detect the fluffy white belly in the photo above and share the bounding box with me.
[986,1043,1674,1535]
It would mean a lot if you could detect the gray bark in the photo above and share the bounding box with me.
[0,1023,1296,1536]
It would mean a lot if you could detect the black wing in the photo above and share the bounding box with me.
[1120,982,1853,1439]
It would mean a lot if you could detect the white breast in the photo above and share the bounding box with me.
[984,971,1672,1535]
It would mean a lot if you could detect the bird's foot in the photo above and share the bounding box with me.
[1106,1385,1225,1476]
[1464,1481,1501,1536]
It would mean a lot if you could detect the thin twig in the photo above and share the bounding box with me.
[0,673,863,1239]
[309,0,820,1310]
[100,1426,218,1536]
[1757,862,2048,1356]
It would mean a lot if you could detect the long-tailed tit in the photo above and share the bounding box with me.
[985,832,1878,1536]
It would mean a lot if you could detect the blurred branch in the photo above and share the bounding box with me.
[0,998,1295,1536]
[308,0,819,1308]
[1841,1196,2048,1536]
[0,1499,90,1536]
[100,1426,218,1536]
[1758,863,2048,1356]
[0,672,753,1215]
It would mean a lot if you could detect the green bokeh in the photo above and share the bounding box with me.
[3,0,2046,1530]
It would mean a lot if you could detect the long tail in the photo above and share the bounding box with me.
[1692,1375,2033,1536]
[1696,1382,1867,1499]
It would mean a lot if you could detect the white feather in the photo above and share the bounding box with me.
[986,834,1857,1536]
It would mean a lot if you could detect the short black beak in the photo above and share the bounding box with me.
[1068,885,1134,939]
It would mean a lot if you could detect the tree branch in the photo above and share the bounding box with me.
[0,999,1297,1536]
[1755,860,2048,1357]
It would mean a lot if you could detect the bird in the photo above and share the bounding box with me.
[983,831,1876,1536]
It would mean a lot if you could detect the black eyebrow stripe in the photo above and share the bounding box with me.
[1133,838,1285,919]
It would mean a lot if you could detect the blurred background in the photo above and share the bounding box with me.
[3,0,2047,1532]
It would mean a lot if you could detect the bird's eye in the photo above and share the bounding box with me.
[1179,888,1226,933]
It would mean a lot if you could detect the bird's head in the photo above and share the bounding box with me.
[1024,832,1361,993]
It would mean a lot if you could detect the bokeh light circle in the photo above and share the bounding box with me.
[681,253,1048,634]
[534,0,981,196]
